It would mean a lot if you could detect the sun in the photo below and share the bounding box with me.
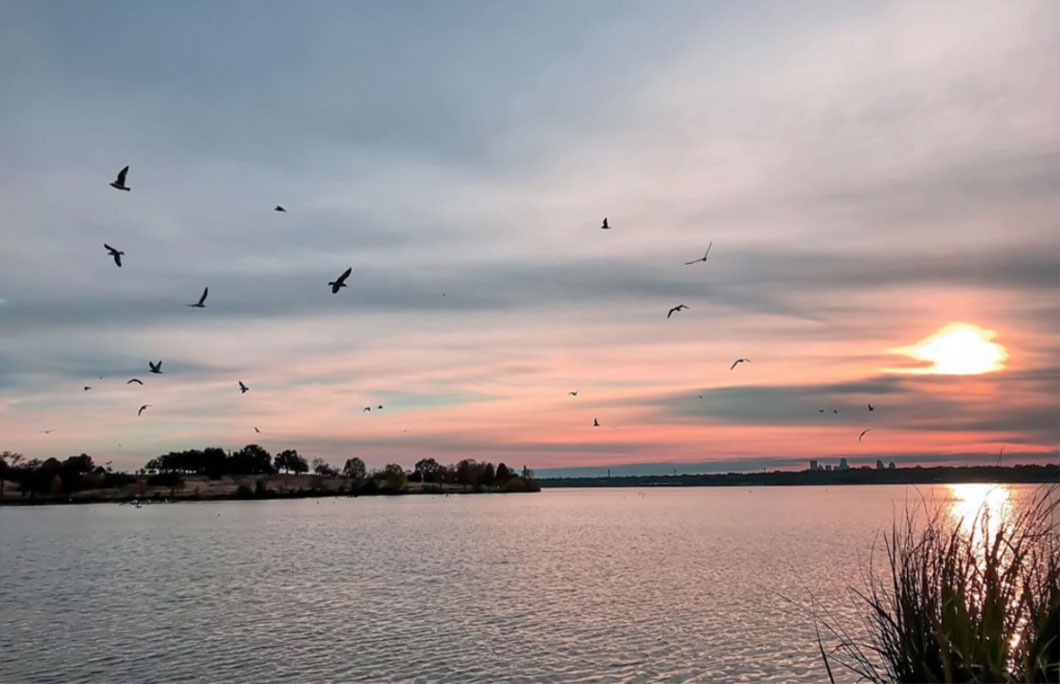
[889,323,1008,375]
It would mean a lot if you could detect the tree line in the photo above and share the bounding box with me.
[1,446,540,499]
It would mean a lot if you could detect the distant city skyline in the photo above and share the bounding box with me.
[0,1,1057,472]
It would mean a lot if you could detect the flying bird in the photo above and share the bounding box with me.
[833,409,838,414]
[138,404,151,417]
[600,217,610,230]
[329,267,352,294]
[568,391,578,397]
[730,358,751,370]
[667,304,689,319]
[39,429,55,434]
[127,378,144,385]
[104,244,124,267]
[187,287,209,308]
[110,165,131,191]
[859,428,872,442]
[377,405,383,410]
[684,242,712,265]
[818,409,825,413]
[238,381,249,394]
[148,361,162,374]
[274,205,286,213]
[83,386,91,391]
[363,406,371,412]
[593,418,600,427]
[254,427,261,433]
[867,404,875,411]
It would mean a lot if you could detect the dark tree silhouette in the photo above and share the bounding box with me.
[274,449,308,475]
[343,457,366,480]
[413,457,441,483]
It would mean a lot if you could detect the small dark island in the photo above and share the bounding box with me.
[0,446,539,506]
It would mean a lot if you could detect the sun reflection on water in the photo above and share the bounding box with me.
[947,483,1013,541]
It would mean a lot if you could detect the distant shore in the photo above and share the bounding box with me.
[0,473,540,507]
[537,464,1059,489]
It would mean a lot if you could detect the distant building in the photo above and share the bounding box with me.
[876,459,885,470]
[810,460,819,471]
[824,464,833,471]
[838,458,850,471]
[888,461,896,470]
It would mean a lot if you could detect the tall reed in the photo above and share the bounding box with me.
[819,486,1059,683]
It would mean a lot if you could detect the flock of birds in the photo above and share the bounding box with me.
[36,167,880,450]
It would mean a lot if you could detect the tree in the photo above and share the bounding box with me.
[274,449,308,475]
[380,463,407,492]
[0,451,23,498]
[229,444,274,475]
[343,457,366,480]
[483,462,496,487]
[413,458,440,483]
[495,462,511,483]
[312,458,339,477]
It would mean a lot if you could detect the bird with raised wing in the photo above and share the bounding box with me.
[187,287,209,308]
[730,358,751,370]
[859,428,872,442]
[593,418,600,427]
[110,166,131,191]
[667,304,689,319]
[138,404,151,417]
[127,378,144,385]
[148,361,162,374]
[600,217,610,230]
[867,404,875,411]
[238,381,249,394]
[363,406,371,412]
[274,205,286,213]
[684,242,712,265]
[104,244,124,267]
[329,267,352,294]
[569,391,578,397]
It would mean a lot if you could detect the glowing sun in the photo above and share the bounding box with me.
[890,323,1008,375]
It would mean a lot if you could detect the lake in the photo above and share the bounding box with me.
[0,484,1048,683]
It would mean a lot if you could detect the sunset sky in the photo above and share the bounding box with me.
[1,1,1057,475]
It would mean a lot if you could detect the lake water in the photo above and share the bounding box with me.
[0,484,1049,683]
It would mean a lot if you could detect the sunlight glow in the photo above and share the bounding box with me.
[890,323,1008,375]
[947,483,1012,541]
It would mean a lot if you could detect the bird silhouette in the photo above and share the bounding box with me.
[40,429,55,434]
[329,267,352,294]
[569,391,578,396]
[867,404,875,411]
[377,405,383,410]
[110,165,130,191]
[818,409,825,413]
[238,381,249,394]
[593,418,600,427]
[600,217,610,230]
[859,428,872,442]
[684,242,712,265]
[148,361,162,374]
[274,205,286,213]
[667,304,689,319]
[138,404,151,417]
[127,378,144,385]
[833,409,838,414]
[363,406,371,412]
[730,358,751,370]
[83,386,91,391]
[187,287,209,308]
[254,427,261,433]
[104,244,124,267]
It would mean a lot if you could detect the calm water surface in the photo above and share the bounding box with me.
[0,484,1046,683]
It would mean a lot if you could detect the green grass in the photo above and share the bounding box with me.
[819,486,1059,683]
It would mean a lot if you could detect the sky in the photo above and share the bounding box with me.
[0,1,1057,476]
